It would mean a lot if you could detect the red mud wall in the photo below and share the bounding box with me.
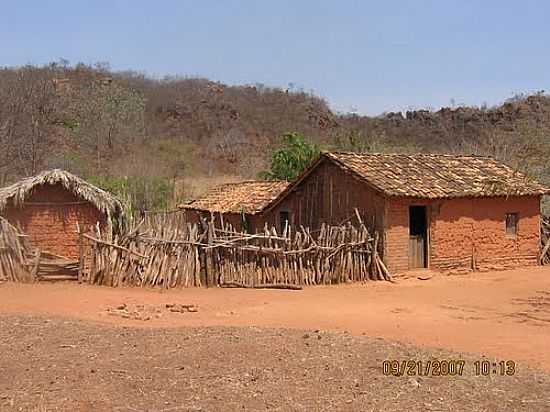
[3,184,106,259]
[384,196,541,273]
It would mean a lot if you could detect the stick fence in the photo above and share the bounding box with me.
[79,218,391,289]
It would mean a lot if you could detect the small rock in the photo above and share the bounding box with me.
[302,333,310,339]
[408,378,421,388]
[116,304,127,310]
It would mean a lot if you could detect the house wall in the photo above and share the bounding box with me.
[260,159,387,234]
[184,209,253,232]
[2,184,107,259]
[385,195,541,273]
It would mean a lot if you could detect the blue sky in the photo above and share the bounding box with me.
[2,0,549,114]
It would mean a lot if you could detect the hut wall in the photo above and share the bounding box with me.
[259,159,386,233]
[469,195,540,270]
[184,209,252,232]
[183,209,202,226]
[384,195,541,273]
[383,197,415,273]
[3,184,106,258]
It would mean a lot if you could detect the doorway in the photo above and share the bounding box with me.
[409,206,428,269]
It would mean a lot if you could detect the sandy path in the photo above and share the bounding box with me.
[1,266,549,370]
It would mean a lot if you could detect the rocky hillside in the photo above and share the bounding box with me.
[1,62,549,208]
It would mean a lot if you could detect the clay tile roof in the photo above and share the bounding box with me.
[180,180,289,214]
[324,152,550,198]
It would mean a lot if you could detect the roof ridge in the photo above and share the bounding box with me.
[324,151,494,159]
[209,180,288,188]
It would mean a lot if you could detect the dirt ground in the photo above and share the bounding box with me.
[1,315,550,411]
[1,266,550,411]
[1,266,550,370]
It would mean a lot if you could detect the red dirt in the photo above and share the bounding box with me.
[1,266,550,371]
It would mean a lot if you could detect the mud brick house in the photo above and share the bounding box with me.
[0,170,122,259]
[263,152,549,273]
[181,181,288,232]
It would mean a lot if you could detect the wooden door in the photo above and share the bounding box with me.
[409,235,425,268]
[409,206,428,269]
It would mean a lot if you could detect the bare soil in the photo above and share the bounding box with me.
[1,315,550,411]
[1,266,550,410]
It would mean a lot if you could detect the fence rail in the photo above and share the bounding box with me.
[79,219,390,289]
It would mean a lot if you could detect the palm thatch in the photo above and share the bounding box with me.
[0,169,123,219]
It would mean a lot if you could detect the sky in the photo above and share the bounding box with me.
[1,0,549,115]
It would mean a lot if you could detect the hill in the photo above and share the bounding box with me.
[1,62,549,209]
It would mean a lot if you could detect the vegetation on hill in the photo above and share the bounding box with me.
[1,61,549,210]
[261,132,320,181]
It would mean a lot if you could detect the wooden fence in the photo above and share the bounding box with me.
[0,217,35,282]
[540,215,550,265]
[79,218,391,289]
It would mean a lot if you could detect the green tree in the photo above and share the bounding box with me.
[261,132,320,180]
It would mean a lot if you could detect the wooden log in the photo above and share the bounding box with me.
[82,233,149,259]
[220,281,302,290]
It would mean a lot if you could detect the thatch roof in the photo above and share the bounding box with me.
[0,169,123,218]
[180,180,289,214]
[323,152,550,198]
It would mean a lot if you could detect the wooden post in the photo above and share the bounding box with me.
[205,222,215,287]
[30,250,41,282]
[77,223,84,283]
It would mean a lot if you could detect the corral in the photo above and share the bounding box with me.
[2,157,549,286]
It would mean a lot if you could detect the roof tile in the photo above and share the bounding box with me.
[325,152,549,198]
[181,181,289,214]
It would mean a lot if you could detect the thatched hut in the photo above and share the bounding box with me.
[0,169,122,258]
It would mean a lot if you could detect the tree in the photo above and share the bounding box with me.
[67,77,146,174]
[261,132,320,180]
[0,65,58,182]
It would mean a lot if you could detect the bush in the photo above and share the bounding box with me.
[87,175,175,213]
[261,132,320,180]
